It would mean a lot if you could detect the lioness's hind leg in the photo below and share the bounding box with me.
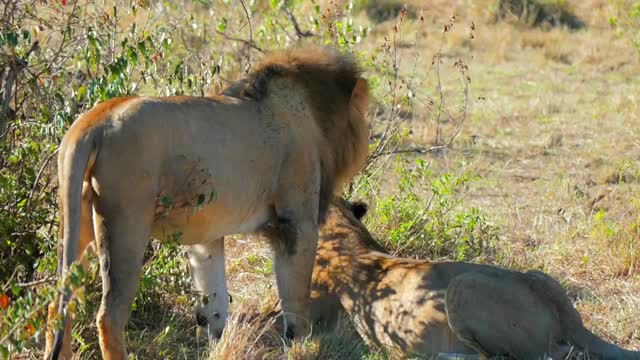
[93,202,153,360]
[445,270,563,359]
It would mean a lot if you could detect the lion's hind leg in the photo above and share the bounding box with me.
[93,199,154,360]
[45,181,96,360]
[445,269,566,360]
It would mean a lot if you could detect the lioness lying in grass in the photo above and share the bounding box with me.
[307,198,639,359]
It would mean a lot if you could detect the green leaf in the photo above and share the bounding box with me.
[87,31,100,49]
[217,17,228,33]
[173,61,184,78]
[127,46,138,65]
[0,345,9,359]
[137,40,148,58]
[6,31,18,47]
[7,155,20,165]
[11,283,20,296]
[17,198,27,209]
[76,86,87,101]
[633,2,640,18]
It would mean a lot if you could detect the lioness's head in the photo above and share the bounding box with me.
[335,197,369,221]
[311,197,386,330]
[320,197,384,254]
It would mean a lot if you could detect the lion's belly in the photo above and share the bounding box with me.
[151,201,273,244]
[150,150,277,244]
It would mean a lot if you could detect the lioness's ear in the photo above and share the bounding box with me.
[350,78,369,117]
[350,201,368,220]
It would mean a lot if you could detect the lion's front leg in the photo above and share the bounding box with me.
[188,238,229,340]
[269,216,318,339]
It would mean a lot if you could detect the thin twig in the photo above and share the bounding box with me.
[370,144,452,160]
[35,0,79,78]
[1,267,21,292]
[215,30,264,53]
[434,50,444,146]
[17,276,56,288]
[238,0,253,47]
[26,147,59,210]
[0,66,18,134]
[0,41,40,138]
[283,7,314,39]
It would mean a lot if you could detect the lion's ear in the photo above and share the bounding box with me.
[350,78,369,117]
[350,201,368,220]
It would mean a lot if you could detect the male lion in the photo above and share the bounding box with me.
[44,46,370,360]
[309,198,639,359]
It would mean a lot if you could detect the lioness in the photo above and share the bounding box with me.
[309,199,639,359]
[44,46,370,360]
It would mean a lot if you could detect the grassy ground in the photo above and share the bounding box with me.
[11,0,639,358]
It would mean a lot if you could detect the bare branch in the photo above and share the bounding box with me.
[35,1,79,78]
[283,7,315,39]
[369,144,454,160]
[17,276,55,288]
[26,147,59,210]
[215,30,264,53]
[0,40,40,138]
[238,0,254,48]
[362,14,471,175]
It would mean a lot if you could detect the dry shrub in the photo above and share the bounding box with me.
[494,0,585,30]
[355,0,418,23]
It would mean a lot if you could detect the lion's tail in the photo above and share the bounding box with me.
[49,129,98,360]
[572,327,640,360]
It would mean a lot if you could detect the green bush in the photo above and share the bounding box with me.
[362,158,499,261]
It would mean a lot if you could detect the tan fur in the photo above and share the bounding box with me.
[45,46,370,360]
[310,199,640,359]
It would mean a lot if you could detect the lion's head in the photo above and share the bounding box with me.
[220,46,371,221]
